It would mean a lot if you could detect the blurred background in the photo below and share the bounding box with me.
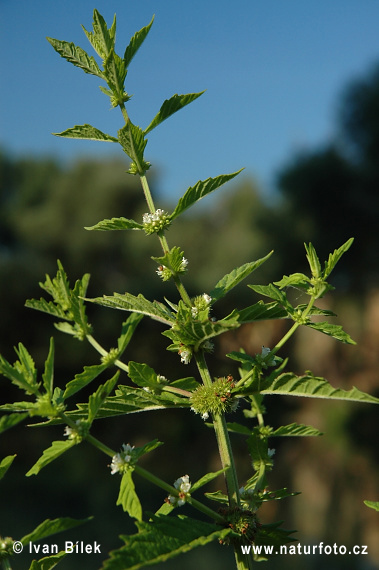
[1,1,379,569]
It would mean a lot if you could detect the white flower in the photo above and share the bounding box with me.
[180,257,188,271]
[191,306,199,318]
[202,293,212,305]
[110,443,135,474]
[178,346,192,364]
[174,474,191,493]
[268,448,276,458]
[168,475,191,507]
[64,420,81,440]
[261,346,271,358]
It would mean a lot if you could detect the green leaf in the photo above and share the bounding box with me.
[163,314,239,350]
[128,362,159,389]
[25,297,67,320]
[144,92,204,135]
[72,385,190,419]
[0,412,29,434]
[104,49,127,94]
[63,364,108,400]
[248,283,289,305]
[117,470,142,520]
[26,440,76,476]
[225,422,251,435]
[118,122,148,172]
[152,247,186,273]
[306,321,356,344]
[170,171,243,220]
[88,293,174,325]
[0,345,39,395]
[170,377,200,391]
[21,517,92,545]
[124,16,154,68]
[85,217,143,231]
[53,124,118,142]
[88,372,120,424]
[210,252,273,302]
[261,371,379,404]
[237,301,288,323]
[28,552,67,570]
[82,9,116,59]
[323,238,354,279]
[42,338,55,397]
[364,500,379,511]
[117,314,144,357]
[305,242,322,278]
[133,439,163,462]
[102,515,232,569]
[47,37,104,77]
[274,273,310,290]
[0,454,16,480]
[191,467,228,493]
[271,423,322,437]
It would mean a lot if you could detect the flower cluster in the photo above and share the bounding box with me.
[167,475,191,507]
[109,443,135,475]
[191,293,212,319]
[190,375,238,418]
[178,345,192,364]
[156,257,188,281]
[142,209,171,235]
[63,420,88,443]
[256,346,280,367]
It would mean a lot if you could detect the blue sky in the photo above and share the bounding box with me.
[2,0,379,200]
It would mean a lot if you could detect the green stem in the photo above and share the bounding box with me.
[195,352,240,506]
[271,295,316,357]
[135,465,225,524]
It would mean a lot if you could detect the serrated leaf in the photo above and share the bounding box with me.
[85,217,143,231]
[118,122,147,170]
[170,171,242,220]
[21,517,92,545]
[117,470,142,520]
[237,301,288,323]
[274,273,310,290]
[104,49,127,93]
[305,242,322,278]
[261,372,379,404]
[226,422,251,435]
[191,467,228,493]
[323,238,354,279]
[0,346,39,395]
[152,247,186,273]
[63,364,108,400]
[25,297,67,320]
[102,515,232,570]
[26,440,76,476]
[364,500,379,511]
[124,16,154,68]
[42,338,55,397]
[88,372,120,424]
[254,521,296,547]
[170,377,200,391]
[163,314,239,350]
[248,283,289,305]
[210,252,273,302]
[307,321,356,344]
[117,314,144,356]
[46,37,103,77]
[71,385,190,419]
[82,9,116,59]
[144,92,204,135]
[53,124,118,142]
[128,362,158,389]
[0,412,29,435]
[0,454,16,479]
[88,293,174,325]
[271,423,322,437]
[28,552,67,570]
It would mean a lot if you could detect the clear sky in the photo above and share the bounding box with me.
[2,0,379,200]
